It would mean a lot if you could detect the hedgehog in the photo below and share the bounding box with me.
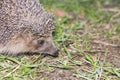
[0,0,59,57]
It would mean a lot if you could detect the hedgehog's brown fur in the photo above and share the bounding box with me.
[0,0,59,56]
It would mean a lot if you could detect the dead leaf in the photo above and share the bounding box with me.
[54,9,66,17]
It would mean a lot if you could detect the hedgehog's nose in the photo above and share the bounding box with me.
[52,49,59,57]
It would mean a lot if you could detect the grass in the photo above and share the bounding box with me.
[0,0,120,80]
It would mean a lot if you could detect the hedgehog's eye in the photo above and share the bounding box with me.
[37,40,45,45]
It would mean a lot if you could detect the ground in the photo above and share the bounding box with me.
[0,0,120,80]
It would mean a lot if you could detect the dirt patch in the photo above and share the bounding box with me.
[36,69,78,80]
[91,39,120,67]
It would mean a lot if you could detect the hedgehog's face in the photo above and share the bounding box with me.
[30,35,59,57]
[25,33,59,57]
[5,32,59,57]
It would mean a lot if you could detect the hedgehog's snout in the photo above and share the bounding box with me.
[51,49,59,57]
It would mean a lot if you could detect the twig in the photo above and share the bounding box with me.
[92,40,120,48]
[109,11,120,22]
[84,50,106,53]
[100,8,120,13]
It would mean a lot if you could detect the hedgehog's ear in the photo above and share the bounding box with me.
[12,33,23,40]
[24,31,34,42]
